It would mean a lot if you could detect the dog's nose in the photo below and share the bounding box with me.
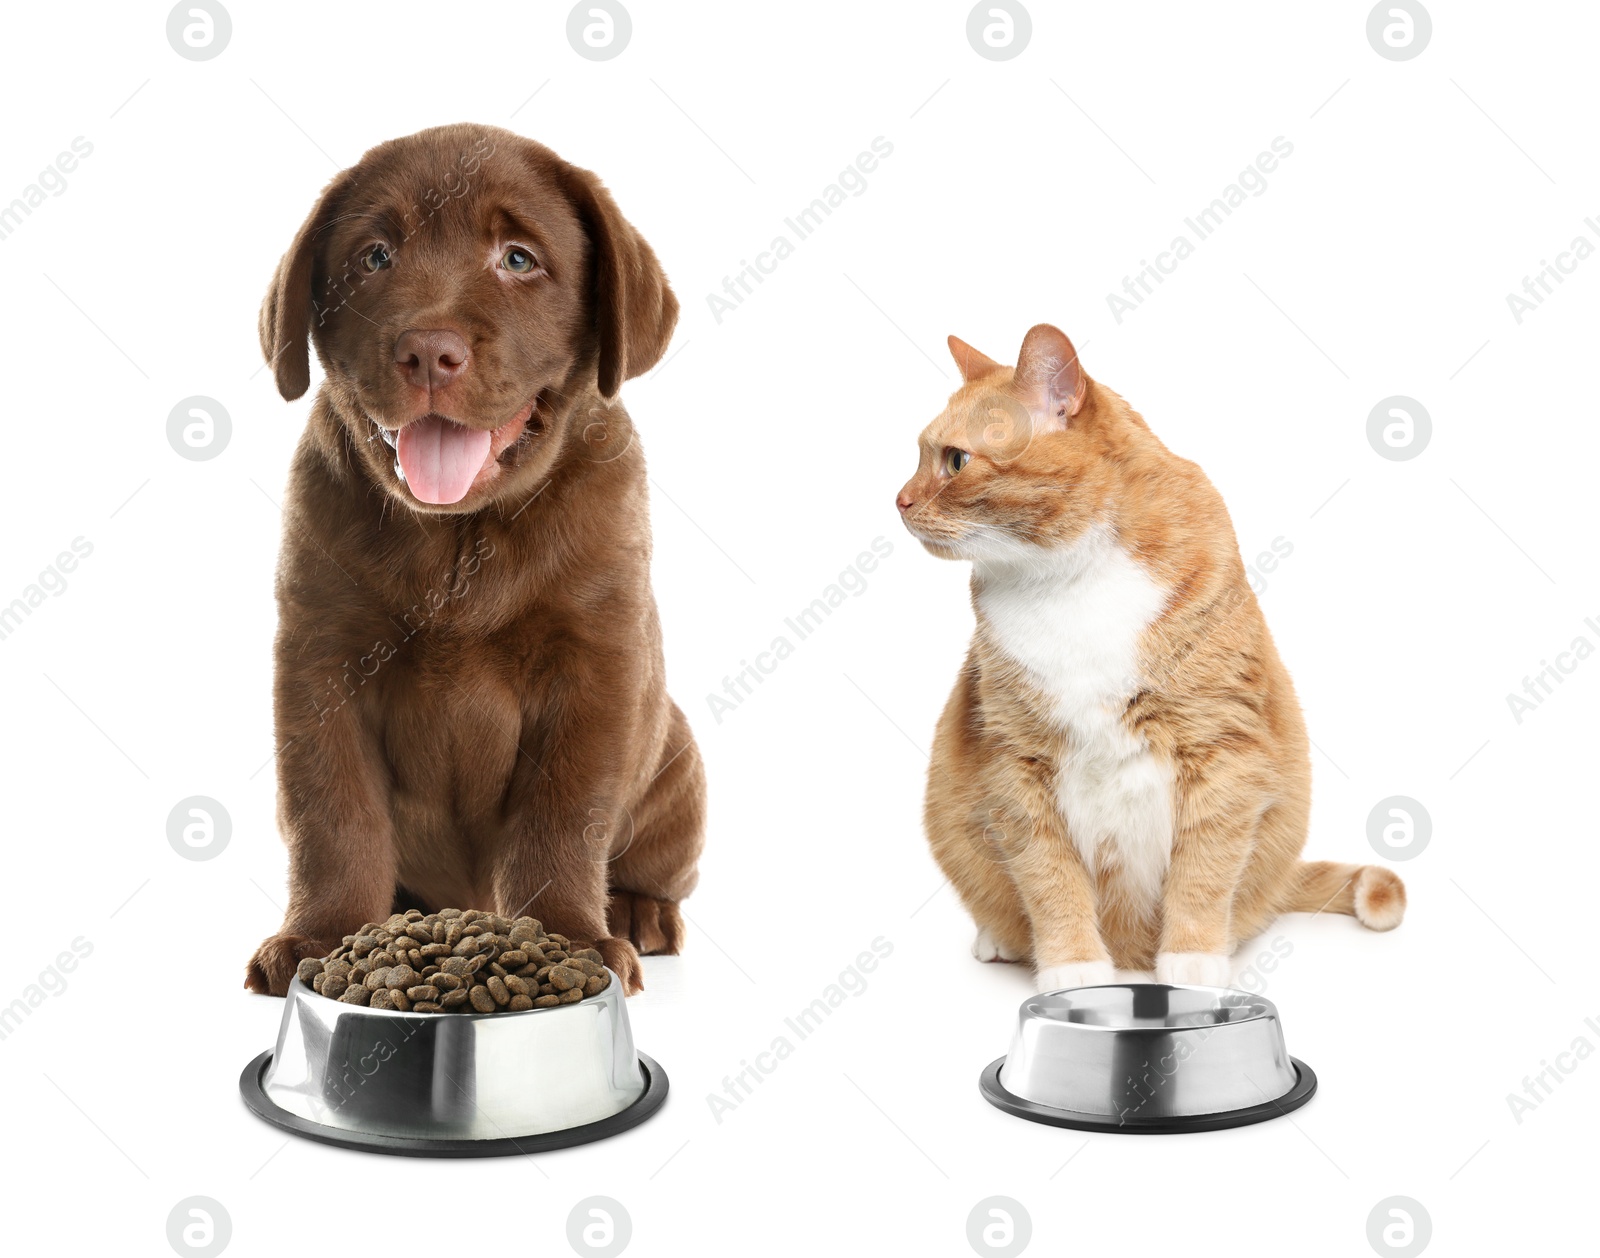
[393,329,470,391]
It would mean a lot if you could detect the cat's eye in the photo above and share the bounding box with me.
[360,243,392,273]
[944,447,972,476]
[500,246,539,273]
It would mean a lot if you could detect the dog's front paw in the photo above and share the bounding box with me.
[1035,959,1116,992]
[972,927,1024,963]
[246,933,333,996]
[606,891,684,955]
[593,936,645,995]
[1154,950,1233,987]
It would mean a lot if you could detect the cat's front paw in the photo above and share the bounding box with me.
[1035,959,1116,992]
[1154,950,1233,987]
[972,927,1024,963]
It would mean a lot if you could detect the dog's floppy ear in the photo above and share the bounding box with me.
[259,171,355,402]
[558,163,678,398]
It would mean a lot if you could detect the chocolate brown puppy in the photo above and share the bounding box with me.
[245,124,704,997]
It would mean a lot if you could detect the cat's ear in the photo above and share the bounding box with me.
[1015,324,1087,429]
[948,335,1005,383]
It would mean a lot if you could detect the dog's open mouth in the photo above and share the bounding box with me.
[377,398,539,505]
[394,415,492,504]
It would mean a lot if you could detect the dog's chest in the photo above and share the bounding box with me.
[975,534,1175,905]
[380,643,525,819]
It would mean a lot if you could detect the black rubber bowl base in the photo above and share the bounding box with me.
[240,1050,668,1157]
[979,1056,1316,1134]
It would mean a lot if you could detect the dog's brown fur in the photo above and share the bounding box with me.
[245,124,704,997]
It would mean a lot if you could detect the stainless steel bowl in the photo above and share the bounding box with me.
[980,984,1315,1133]
[241,970,667,1156]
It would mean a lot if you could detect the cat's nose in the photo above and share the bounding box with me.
[896,491,915,512]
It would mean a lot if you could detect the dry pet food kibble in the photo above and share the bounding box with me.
[298,910,611,1013]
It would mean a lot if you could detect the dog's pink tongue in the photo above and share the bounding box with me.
[396,415,492,504]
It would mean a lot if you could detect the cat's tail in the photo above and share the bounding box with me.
[1286,861,1406,931]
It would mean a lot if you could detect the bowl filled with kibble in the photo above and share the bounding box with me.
[239,909,667,1157]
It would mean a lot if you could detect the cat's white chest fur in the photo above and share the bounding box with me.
[974,527,1174,908]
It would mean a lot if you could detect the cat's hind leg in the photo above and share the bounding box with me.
[925,791,1034,964]
[972,924,1025,963]
[925,687,1034,965]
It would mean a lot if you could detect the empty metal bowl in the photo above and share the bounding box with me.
[241,969,667,1156]
[980,984,1315,1133]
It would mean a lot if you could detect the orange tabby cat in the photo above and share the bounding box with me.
[897,324,1404,990]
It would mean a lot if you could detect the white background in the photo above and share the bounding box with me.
[1,2,1594,1255]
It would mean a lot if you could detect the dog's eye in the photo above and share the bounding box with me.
[361,244,391,273]
[944,448,971,475]
[500,246,538,274]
